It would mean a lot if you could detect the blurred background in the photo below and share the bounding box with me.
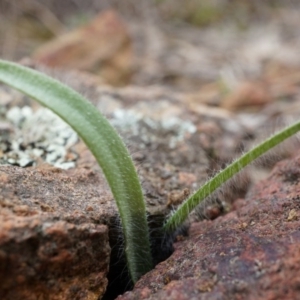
[1,0,300,101]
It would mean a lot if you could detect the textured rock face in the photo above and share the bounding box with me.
[0,166,111,300]
[118,152,300,300]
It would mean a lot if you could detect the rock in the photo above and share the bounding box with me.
[33,10,133,86]
[1,63,293,299]
[117,151,300,299]
[0,165,112,300]
[222,81,272,111]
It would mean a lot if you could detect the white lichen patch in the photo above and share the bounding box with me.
[0,106,78,169]
[111,108,196,149]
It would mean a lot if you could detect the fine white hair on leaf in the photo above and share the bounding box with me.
[188,115,300,224]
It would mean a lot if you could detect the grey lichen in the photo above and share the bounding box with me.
[0,106,78,169]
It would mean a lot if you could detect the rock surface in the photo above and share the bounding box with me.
[0,166,112,300]
[1,62,300,299]
[117,152,300,300]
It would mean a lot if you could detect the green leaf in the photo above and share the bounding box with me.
[165,119,300,231]
[0,59,152,282]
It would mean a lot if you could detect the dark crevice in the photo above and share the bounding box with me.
[102,214,189,300]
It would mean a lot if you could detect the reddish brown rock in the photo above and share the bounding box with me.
[0,166,112,300]
[0,165,116,223]
[118,152,300,300]
[33,10,133,85]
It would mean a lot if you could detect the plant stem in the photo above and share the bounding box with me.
[164,120,300,232]
[0,59,152,282]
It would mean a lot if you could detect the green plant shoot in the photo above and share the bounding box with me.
[164,120,300,232]
[2,59,300,283]
[0,59,152,283]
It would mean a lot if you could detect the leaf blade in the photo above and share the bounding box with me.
[164,119,300,231]
[0,59,152,282]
